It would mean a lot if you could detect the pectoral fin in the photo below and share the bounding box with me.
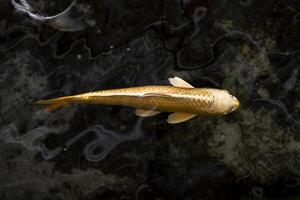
[168,77,194,88]
[167,112,197,124]
[135,109,161,117]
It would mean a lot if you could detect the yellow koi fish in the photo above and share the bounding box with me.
[35,77,239,124]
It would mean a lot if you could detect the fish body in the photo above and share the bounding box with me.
[77,86,229,114]
[36,77,239,123]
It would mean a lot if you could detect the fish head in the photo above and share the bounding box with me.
[227,94,240,113]
[214,90,240,115]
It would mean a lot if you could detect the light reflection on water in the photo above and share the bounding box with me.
[0,117,145,162]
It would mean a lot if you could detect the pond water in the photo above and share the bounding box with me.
[1,0,300,199]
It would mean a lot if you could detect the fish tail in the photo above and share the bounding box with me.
[35,96,75,112]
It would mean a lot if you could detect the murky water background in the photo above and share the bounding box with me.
[1,0,300,199]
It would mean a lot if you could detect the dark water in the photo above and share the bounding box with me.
[1,0,300,199]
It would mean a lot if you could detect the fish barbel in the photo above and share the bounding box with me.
[35,77,239,124]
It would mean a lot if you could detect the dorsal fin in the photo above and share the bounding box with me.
[142,93,172,97]
[168,77,194,88]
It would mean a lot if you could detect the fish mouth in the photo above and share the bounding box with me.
[223,96,239,115]
[232,96,240,110]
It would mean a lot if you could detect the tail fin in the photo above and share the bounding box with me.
[35,96,75,112]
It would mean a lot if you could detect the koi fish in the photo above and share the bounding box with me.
[35,77,239,124]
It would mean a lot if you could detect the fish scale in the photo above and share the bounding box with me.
[78,86,216,114]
